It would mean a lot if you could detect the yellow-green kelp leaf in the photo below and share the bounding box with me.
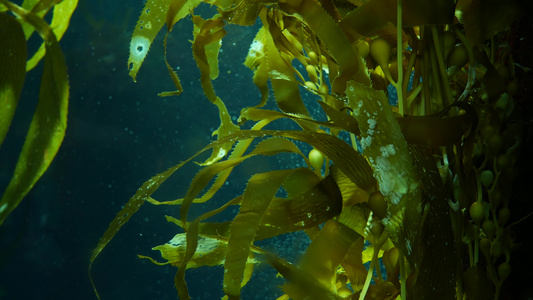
[294,220,360,295]
[240,107,360,135]
[200,129,376,191]
[167,169,343,242]
[265,250,342,300]
[0,2,69,226]
[26,0,78,71]
[128,0,173,81]
[150,234,259,268]
[261,9,310,118]
[256,169,343,240]
[20,0,49,39]
[0,12,27,149]
[88,159,194,299]
[223,169,295,299]
[190,16,240,165]
[179,137,308,229]
[192,16,226,102]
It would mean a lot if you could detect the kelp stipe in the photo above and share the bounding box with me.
[90,0,529,299]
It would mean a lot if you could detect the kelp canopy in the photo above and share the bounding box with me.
[90,0,529,299]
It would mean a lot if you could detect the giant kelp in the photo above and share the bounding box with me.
[90,0,528,299]
[0,0,76,226]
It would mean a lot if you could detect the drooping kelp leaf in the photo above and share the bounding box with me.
[158,0,203,96]
[278,0,371,92]
[240,106,360,135]
[25,0,78,71]
[260,9,310,118]
[0,12,27,149]
[341,0,454,38]
[0,1,68,226]
[189,15,242,165]
[345,81,421,263]
[297,220,360,290]
[191,16,226,102]
[223,169,295,299]
[146,196,242,268]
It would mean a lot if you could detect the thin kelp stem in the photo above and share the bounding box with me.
[399,249,407,300]
[431,26,453,107]
[396,0,404,115]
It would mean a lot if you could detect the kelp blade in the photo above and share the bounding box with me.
[0,12,27,149]
[0,3,68,226]
[128,0,173,81]
[298,220,360,290]
[224,169,294,299]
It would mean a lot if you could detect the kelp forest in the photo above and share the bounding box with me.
[92,0,530,299]
[1,0,531,299]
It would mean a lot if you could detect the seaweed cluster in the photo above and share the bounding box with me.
[89,0,529,299]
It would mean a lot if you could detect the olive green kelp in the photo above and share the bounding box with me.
[91,0,526,299]
[0,0,76,226]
